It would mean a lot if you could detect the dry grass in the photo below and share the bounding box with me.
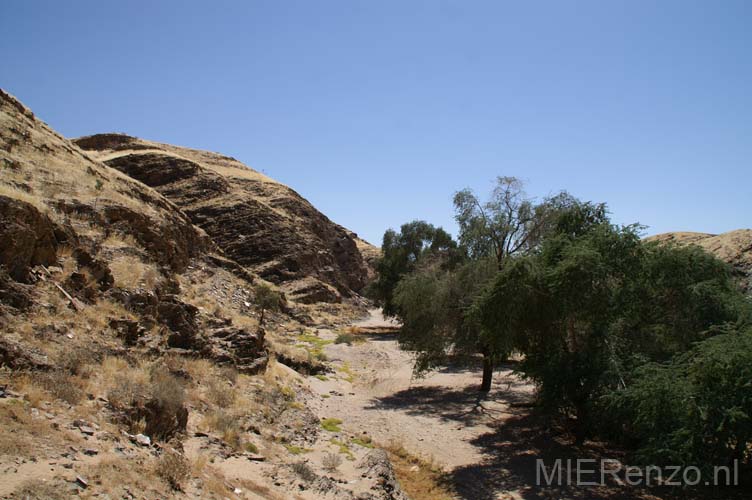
[201,409,245,450]
[155,449,190,491]
[0,183,49,213]
[8,479,70,500]
[109,254,160,290]
[384,442,455,500]
[101,232,140,249]
[205,375,237,408]
[322,451,343,472]
[0,398,79,457]
[82,456,167,498]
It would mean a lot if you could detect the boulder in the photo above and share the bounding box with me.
[0,195,60,282]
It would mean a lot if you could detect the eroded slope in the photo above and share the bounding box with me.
[75,134,375,304]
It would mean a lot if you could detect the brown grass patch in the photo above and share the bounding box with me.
[109,254,160,290]
[384,442,455,500]
[155,449,190,491]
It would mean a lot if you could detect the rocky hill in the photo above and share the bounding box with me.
[73,134,376,304]
[0,90,411,500]
[646,229,752,293]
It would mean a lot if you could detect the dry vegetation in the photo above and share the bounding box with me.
[108,254,161,290]
[384,442,456,500]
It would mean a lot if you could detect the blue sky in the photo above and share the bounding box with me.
[2,0,750,245]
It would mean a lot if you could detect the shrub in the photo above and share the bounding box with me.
[34,370,84,405]
[291,462,317,482]
[334,333,357,345]
[156,450,189,491]
[144,366,188,441]
[205,375,236,408]
[322,451,342,472]
[608,324,752,470]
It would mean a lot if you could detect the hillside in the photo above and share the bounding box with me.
[73,133,377,305]
[646,229,752,293]
[0,90,409,499]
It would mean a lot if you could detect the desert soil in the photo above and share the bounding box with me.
[304,309,539,500]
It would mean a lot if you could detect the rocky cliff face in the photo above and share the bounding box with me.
[0,89,267,372]
[74,134,375,303]
[646,229,752,293]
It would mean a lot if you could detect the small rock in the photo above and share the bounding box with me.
[245,453,265,461]
[63,463,73,469]
[75,476,88,488]
[133,434,151,446]
[83,448,98,456]
[78,426,96,436]
[234,488,243,494]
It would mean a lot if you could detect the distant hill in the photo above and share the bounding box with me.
[645,229,752,293]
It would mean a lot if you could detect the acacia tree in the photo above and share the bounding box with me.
[254,282,281,328]
[480,201,747,442]
[393,257,497,375]
[453,177,573,390]
[369,220,459,316]
[453,176,568,269]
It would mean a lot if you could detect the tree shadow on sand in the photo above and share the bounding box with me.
[367,367,748,500]
[450,411,749,500]
[366,378,532,426]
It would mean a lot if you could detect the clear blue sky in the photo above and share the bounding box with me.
[2,1,750,245]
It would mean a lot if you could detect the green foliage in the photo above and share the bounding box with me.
[394,257,497,374]
[480,200,749,450]
[607,324,752,469]
[320,418,343,432]
[254,282,281,326]
[369,220,460,316]
[334,332,361,345]
[285,444,312,455]
[453,177,580,267]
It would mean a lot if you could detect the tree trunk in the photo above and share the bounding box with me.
[573,403,588,445]
[480,352,493,392]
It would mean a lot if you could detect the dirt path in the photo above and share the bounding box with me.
[304,309,537,499]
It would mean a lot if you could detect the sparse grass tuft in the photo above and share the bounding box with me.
[320,417,342,432]
[322,451,342,472]
[334,332,365,345]
[109,254,160,290]
[9,479,69,499]
[338,362,356,383]
[351,435,374,448]
[291,461,317,482]
[285,444,312,455]
[330,438,355,460]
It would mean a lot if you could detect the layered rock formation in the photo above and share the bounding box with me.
[0,89,266,371]
[74,134,376,303]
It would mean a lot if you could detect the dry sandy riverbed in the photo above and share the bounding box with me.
[303,309,540,499]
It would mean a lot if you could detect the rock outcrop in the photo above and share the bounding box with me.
[74,134,374,301]
[646,229,752,293]
[0,89,266,372]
